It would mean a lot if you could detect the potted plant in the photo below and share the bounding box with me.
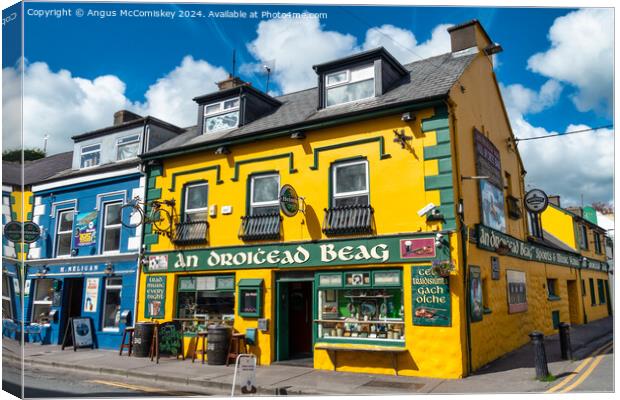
[432,260,455,277]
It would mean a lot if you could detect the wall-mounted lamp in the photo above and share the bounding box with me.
[426,208,446,223]
[461,175,490,181]
[290,131,305,139]
[38,266,49,275]
[580,257,589,269]
[435,232,448,247]
[104,263,114,275]
[214,146,231,155]
[401,112,415,122]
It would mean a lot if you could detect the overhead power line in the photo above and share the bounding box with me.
[514,125,613,142]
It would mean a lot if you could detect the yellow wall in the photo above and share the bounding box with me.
[541,205,578,250]
[580,269,611,322]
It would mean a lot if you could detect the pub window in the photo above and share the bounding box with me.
[203,97,240,134]
[102,277,122,330]
[238,279,263,318]
[506,269,527,313]
[325,64,375,107]
[177,275,235,331]
[597,279,606,304]
[316,270,404,343]
[589,278,596,305]
[2,274,13,319]
[547,278,559,300]
[528,212,543,239]
[183,182,209,222]
[55,209,74,257]
[102,202,122,253]
[116,134,141,161]
[594,232,602,254]
[332,160,369,207]
[579,225,588,250]
[250,174,280,216]
[80,143,101,168]
[31,279,54,324]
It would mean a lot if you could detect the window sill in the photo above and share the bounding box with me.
[548,295,561,302]
[102,328,120,333]
[316,337,405,348]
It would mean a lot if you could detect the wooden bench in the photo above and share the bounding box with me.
[314,343,407,376]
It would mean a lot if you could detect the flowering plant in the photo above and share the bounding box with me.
[432,260,455,277]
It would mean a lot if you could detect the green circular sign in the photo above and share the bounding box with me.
[3,221,22,243]
[279,184,299,217]
[23,222,41,244]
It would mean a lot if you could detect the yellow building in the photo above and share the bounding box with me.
[135,20,611,378]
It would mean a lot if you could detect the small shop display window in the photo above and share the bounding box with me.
[238,279,263,318]
[176,275,235,334]
[316,269,405,343]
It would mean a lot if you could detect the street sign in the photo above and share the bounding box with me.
[524,189,549,213]
[279,184,299,217]
[3,221,22,243]
[231,354,257,396]
[23,221,41,243]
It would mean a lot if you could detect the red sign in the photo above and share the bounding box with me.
[400,238,435,259]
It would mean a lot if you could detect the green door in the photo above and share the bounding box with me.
[276,281,289,361]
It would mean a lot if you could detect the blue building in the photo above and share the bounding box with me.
[23,111,182,348]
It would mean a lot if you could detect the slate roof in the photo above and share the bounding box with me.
[144,51,477,158]
[2,151,74,187]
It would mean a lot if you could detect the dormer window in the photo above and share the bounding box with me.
[325,64,375,107]
[203,97,240,134]
[80,143,101,168]
[116,134,140,161]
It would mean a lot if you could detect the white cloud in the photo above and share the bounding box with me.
[501,79,562,116]
[527,8,613,115]
[503,81,613,205]
[134,56,228,127]
[245,19,452,93]
[245,17,357,93]
[362,23,452,63]
[3,57,228,154]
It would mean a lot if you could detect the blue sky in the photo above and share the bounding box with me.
[2,2,614,204]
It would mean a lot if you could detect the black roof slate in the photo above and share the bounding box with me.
[2,151,74,187]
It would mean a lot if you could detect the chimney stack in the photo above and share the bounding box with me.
[113,110,142,126]
[448,20,494,53]
[548,195,561,207]
[217,74,247,91]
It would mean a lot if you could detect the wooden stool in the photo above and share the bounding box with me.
[226,333,247,366]
[119,327,134,356]
[191,331,208,364]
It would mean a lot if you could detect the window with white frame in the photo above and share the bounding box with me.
[102,277,122,330]
[203,98,240,134]
[80,144,101,168]
[102,202,122,253]
[183,182,209,222]
[325,64,375,107]
[250,174,280,216]
[2,274,13,319]
[55,209,74,257]
[332,160,369,207]
[579,225,588,250]
[31,279,54,324]
[116,134,140,161]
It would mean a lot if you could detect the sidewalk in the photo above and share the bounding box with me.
[2,317,613,395]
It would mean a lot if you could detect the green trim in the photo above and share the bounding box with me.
[421,116,450,132]
[141,99,446,161]
[238,283,263,318]
[28,196,34,205]
[144,233,160,246]
[238,278,264,287]
[440,189,454,204]
[147,176,158,190]
[424,174,452,190]
[9,195,16,205]
[435,128,451,144]
[232,153,296,182]
[11,211,18,221]
[423,144,451,160]
[26,212,32,221]
[169,166,223,191]
[149,165,163,177]
[310,137,390,170]
[146,188,162,201]
[315,338,406,348]
[144,223,153,235]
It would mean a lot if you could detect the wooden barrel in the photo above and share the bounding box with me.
[206,325,231,365]
[132,322,155,357]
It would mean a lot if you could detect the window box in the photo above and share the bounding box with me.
[239,214,281,241]
[173,220,209,245]
[322,205,373,235]
[238,279,263,318]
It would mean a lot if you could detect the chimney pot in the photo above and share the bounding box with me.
[448,20,493,53]
[113,110,142,126]
[217,76,246,91]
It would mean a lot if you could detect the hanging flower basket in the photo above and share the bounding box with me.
[432,260,455,277]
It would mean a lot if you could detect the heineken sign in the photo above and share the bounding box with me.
[3,221,41,244]
[279,184,299,217]
[476,224,607,270]
[146,234,449,273]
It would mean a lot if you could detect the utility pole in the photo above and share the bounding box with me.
[43,134,48,154]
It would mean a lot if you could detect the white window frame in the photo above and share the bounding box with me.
[325,64,375,107]
[115,134,141,161]
[102,201,122,254]
[250,174,280,214]
[80,143,101,168]
[102,277,122,331]
[55,209,74,258]
[203,97,240,134]
[332,160,369,204]
[2,274,13,320]
[184,182,209,221]
[31,279,52,326]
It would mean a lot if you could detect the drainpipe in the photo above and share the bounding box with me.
[444,98,473,376]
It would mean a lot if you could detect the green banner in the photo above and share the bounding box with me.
[476,224,607,270]
[411,265,451,327]
[144,276,166,319]
[145,233,449,273]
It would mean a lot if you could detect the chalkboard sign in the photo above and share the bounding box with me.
[145,276,166,319]
[61,317,95,351]
[151,321,184,363]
